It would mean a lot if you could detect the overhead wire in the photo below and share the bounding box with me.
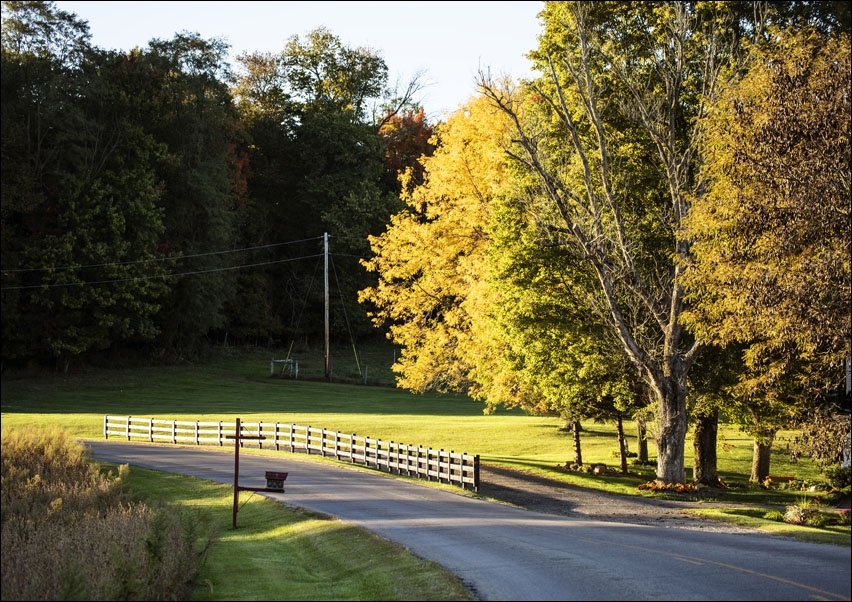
[0,254,325,291]
[2,236,324,273]
[1,235,328,291]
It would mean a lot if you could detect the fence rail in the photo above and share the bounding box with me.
[103,415,479,492]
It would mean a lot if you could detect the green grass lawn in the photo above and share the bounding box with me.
[2,345,849,600]
[120,465,474,601]
[0,346,831,498]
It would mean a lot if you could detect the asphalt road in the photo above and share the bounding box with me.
[84,440,852,602]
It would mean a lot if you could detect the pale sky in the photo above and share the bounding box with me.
[52,1,545,120]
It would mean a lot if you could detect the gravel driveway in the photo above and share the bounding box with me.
[477,465,767,534]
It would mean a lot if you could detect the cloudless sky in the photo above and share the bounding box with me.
[52,1,545,120]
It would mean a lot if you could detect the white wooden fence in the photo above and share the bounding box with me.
[103,415,479,492]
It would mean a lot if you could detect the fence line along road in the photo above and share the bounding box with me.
[103,415,479,492]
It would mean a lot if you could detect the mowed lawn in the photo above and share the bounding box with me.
[0,346,828,497]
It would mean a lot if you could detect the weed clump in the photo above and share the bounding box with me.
[1,426,210,600]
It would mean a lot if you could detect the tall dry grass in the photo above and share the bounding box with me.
[1,427,210,601]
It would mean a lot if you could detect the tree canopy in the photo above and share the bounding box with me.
[682,26,851,402]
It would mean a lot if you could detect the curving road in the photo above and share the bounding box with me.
[84,440,851,602]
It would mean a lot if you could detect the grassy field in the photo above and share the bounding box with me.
[0,344,834,498]
[2,344,849,600]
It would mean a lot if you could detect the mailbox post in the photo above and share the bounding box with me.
[227,418,288,528]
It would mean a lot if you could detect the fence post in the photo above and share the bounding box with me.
[172,420,177,444]
[125,416,131,440]
[453,451,459,486]
[149,418,154,442]
[473,454,480,492]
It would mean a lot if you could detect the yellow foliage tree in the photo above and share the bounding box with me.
[359,92,523,401]
[683,28,851,401]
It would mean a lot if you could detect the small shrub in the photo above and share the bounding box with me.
[784,504,817,525]
[819,487,850,507]
[763,510,785,522]
[610,450,638,459]
[823,465,851,489]
[838,509,851,526]
[807,512,829,528]
[637,481,697,493]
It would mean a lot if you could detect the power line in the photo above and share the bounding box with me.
[0,254,323,291]
[2,236,324,274]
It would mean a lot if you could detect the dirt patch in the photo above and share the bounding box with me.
[477,464,769,533]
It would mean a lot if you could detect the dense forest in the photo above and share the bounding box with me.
[2,1,849,485]
[1,1,434,368]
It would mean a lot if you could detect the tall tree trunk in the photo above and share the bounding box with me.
[652,376,688,484]
[615,412,628,474]
[693,409,719,486]
[572,420,583,467]
[750,430,776,482]
[635,412,649,463]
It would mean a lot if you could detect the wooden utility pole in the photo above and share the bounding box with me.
[324,232,330,381]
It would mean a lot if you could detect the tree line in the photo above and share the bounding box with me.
[360,1,850,485]
[1,0,434,366]
[2,1,849,486]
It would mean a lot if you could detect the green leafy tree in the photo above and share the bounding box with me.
[230,29,420,346]
[1,1,170,367]
[479,2,723,484]
[135,32,246,354]
[488,191,647,473]
[686,343,744,486]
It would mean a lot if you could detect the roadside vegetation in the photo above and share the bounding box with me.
[0,426,207,601]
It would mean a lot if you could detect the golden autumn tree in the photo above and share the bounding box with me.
[683,27,851,399]
[359,93,522,399]
[681,28,851,480]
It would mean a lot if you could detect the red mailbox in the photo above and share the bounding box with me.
[265,471,288,491]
